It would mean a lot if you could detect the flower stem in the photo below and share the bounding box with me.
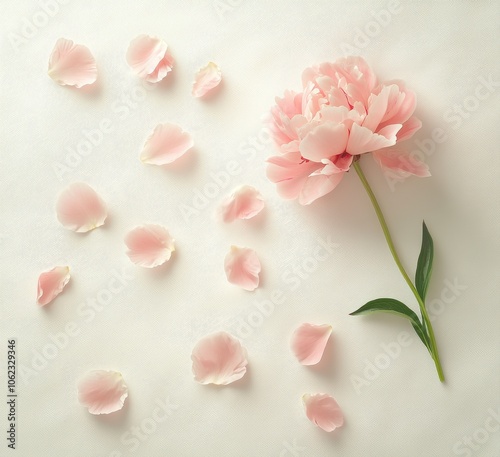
[352,159,445,382]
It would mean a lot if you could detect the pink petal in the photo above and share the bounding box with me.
[299,123,349,162]
[124,224,175,268]
[291,323,332,365]
[219,185,265,223]
[191,331,248,385]
[140,123,193,166]
[346,123,400,155]
[48,38,97,88]
[77,370,128,415]
[299,172,345,205]
[303,393,344,432]
[396,116,422,141]
[126,34,173,83]
[372,147,431,177]
[56,182,107,232]
[224,246,261,291]
[192,62,222,98]
[37,266,71,306]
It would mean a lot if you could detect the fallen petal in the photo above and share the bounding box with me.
[291,323,332,365]
[191,332,248,385]
[303,393,344,432]
[126,34,173,83]
[140,123,193,165]
[48,38,97,88]
[224,246,261,291]
[124,224,175,268]
[56,182,107,232]
[219,185,264,223]
[37,266,71,306]
[192,62,222,98]
[77,370,128,415]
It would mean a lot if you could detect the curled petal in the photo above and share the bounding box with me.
[37,266,71,306]
[48,38,97,88]
[140,123,193,165]
[396,116,422,141]
[56,183,107,232]
[373,147,431,178]
[291,323,332,365]
[77,370,128,415]
[126,34,173,83]
[219,185,264,223]
[125,224,175,268]
[191,332,248,385]
[224,246,261,291]
[192,62,222,98]
[303,393,344,432]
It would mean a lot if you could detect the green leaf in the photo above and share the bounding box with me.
[415,221,434,301]
[350,298,430,350]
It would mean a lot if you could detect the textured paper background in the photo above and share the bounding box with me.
[1,1,499,456]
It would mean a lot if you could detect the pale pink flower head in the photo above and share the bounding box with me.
[267,56,426,204]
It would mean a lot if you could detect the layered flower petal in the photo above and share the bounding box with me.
[140,123,193,165]
[299,123,349,162]
[224,246,261,291]
[291,323,332,365]
[48,38,97,88]
[56,182,107,232]
[126,34,174,83]
[191,331,248,385]
[77,370,128,415]
[124,224,175,268]
[219,185,264,223]
[37,266,71,306]
[346,123,400,155]
[192,62,222,98]
[303,393,344,432]
[373,147,431,178]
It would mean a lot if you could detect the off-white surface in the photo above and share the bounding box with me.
[1,1,499,456]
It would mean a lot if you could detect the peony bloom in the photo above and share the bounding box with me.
[267,56,426,204]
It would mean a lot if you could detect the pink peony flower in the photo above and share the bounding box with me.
[267,56,427,204]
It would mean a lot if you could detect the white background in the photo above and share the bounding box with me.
[1,1,499,456]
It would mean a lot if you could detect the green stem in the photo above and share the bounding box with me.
[353,159,445,382]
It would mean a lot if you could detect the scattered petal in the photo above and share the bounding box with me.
[140,123,193,166]
[224,246,261,291]
[191,332,248,385]
[126,34,174,83]
[48,38,97,88]
[192,62,222,98]
[56,182,107,233]
[303,393,344,432]
[77,370,128,415]
[37,266,71,306]
[219,185,265,223]
[124,224,175,268]
[291,323,332,365]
